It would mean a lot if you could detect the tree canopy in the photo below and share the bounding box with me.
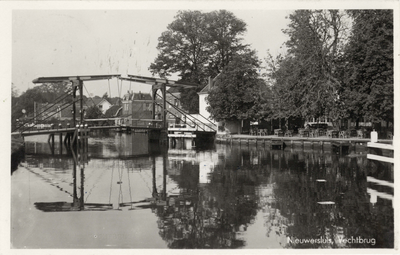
[266,10,350,124]
[85,105,103,119]
[265,9,393,126]
[12,82,73,122]
[206,50,264,121]
[340,10,393,124]
[149,10,249,113]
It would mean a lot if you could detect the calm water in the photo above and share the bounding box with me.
[11,132,394,248]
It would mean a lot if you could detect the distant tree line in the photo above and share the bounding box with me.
[11,82,120,127]
[12,82,74,125]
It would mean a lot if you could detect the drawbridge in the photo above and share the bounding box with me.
[12,74,217,148]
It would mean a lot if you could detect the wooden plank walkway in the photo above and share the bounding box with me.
[216,134,392,144]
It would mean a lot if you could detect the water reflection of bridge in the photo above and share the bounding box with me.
[17,136,394,248]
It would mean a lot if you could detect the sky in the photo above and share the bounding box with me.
[11,8,292,97]
[7,0,399,99]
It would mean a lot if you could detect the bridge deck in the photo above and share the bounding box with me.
[12,125,164,137]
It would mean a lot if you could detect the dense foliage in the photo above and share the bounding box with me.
[266,9,393,126]
[149,10,249,113]
[339,10,393,124]
[12,82,73,123]
[85,105,103,119]
[206,50,264,121]
[266,10,350,124]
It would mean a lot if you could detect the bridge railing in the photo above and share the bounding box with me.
[181,120,217,132]
[366,131,394,208]
[367,131,394,164]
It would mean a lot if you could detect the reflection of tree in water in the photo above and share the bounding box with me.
[151,158,260,248]
[271,151,393,248]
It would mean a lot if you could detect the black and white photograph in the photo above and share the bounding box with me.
[3,0,398,252]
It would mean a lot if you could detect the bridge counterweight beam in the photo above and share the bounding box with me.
[72,82,78,128]
[79,80,84,126]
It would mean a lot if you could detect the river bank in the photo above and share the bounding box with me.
[11,134,25,174]
[216,133,391,145]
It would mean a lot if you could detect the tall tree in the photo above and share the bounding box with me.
[340,10,393,124]
[206,10,248,75]
[149,10,248,113]
[206,50,263,121]
[150,11,209,83]
[268,10,350,124]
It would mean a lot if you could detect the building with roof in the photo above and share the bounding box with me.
[35,102,82,122]
[86,98,112,114]
[197,76,245,134]
[104,105,123,118]
[166,87,184,125]
[198,77,215,121]
[121,91,162,127]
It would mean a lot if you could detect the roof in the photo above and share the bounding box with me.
[36,102,59,113]
[133,92,152,101]
[167,87,181,93]
[198,74,221,95]
[60,105,82,118]
[198,84,211,94]
[104,105,123,118]
[60,106,73,118]
[86,98,110,107]
[36,103,80,119]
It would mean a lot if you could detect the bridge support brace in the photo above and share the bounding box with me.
[59,133,63,154]
[47,134,55,155]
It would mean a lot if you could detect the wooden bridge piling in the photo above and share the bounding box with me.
[59,133,62,154]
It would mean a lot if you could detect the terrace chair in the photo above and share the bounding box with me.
[313,129,321,137]
[349,129,357,137]
[285,130,293,137]
[339,130,349,139]
[327,130,339,138]
[357,129,364,139]
[299,129,309,137]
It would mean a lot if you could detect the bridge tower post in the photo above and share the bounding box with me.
[151,83,168,144]
[162,83,167,129]
[72,81,78,128]
[78,79,84,125]
[152,83,167,129]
